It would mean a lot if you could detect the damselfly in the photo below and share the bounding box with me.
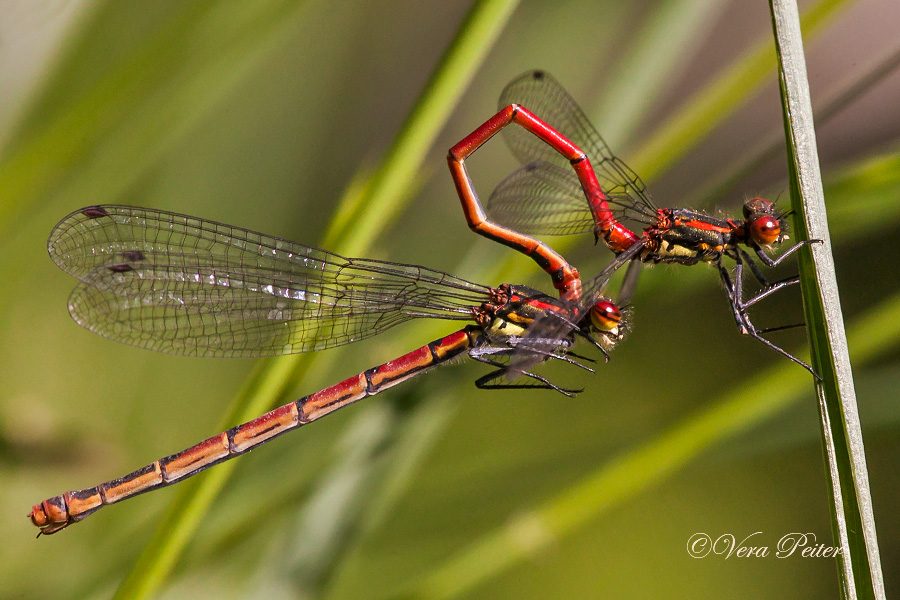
[450,70,819,376]
[30,204,627,535]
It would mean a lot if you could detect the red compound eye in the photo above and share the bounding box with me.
[750,215,780,245]
[590,300,621,332]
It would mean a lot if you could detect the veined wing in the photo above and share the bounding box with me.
[497,70,657,224]
[487,161,594,236]
[50,205,490,357]
[507,240,646,376]
[487,160,655,236]
[578,241,646,315]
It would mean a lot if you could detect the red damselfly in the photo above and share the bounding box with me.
[450,70,818,376]
[30,205,627,535]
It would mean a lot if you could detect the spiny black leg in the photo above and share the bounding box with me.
[470,352,581,396]
[723,257,794,332]
[757,322,805,335]
[575,329,611,362]
[739,248,771,287]
[754,238,822,268]
[480,341,594,373]
[475,373,581,397]
[566,350,597,364]
[718,262,748,333]
[738,325,819,379]
[548,351,594,372]
[742,275,800,309]
[520,345,594,372]
[718,261,820,378]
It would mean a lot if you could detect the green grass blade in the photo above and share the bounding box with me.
[592,0,729,147]
[630,0,854,181]
[111,356,309,600]
[827,148,900,239]
[770,0,885,598]
[696,42,900,207]
[0,1,309,230]
[112,1,520,598]
[323,0,520,255]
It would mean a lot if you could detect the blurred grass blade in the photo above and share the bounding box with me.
[827,147,900,240]
[697,41,900,207]
[593,0,728,147]
[112,1,520,598]
[112,356,306,600]
[0,1,309,230]
[630,0,853,181]
[770,0,885,598]
[323,0,520,254]
[280,391,457,597]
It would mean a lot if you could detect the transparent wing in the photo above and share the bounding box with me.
[497,70,657,225]
[579,241,647,318]
[487,161,595,236]
[508,240,647,375]
[50,205,491,357]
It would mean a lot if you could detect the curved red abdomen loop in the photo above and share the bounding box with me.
[582,178,641,253]
[448,104,612,302]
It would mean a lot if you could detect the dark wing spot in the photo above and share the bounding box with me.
[107,263,134,273]
[122,250,146,262]
[82,206,109,219]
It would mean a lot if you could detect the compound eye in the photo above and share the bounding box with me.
[743,196,773,219]
[590,300,621,333]
[750,215,780,245]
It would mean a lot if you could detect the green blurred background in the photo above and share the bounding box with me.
[1,0,899,598]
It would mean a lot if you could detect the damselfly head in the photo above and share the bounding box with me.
[589,299,621,334]
[743,197,784,246]
[589,298,631,346]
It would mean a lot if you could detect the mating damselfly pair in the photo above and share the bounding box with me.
[31,71,816,535]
